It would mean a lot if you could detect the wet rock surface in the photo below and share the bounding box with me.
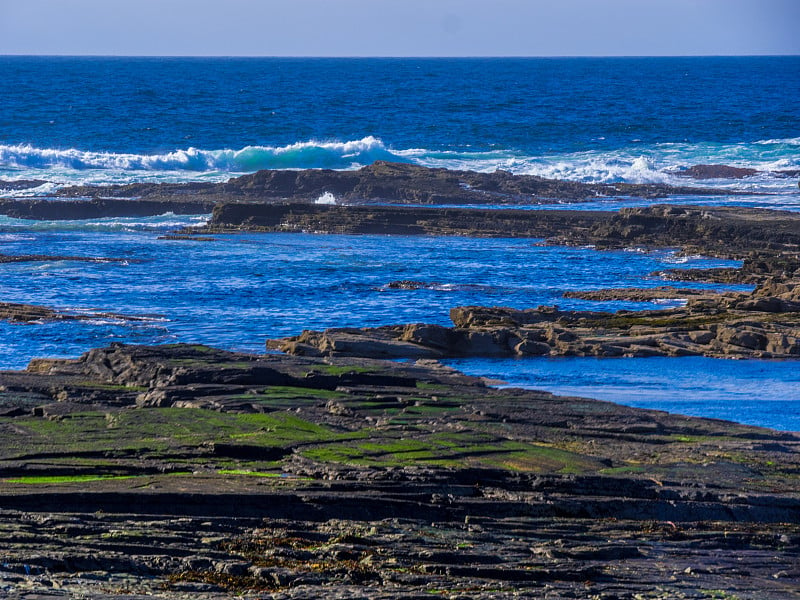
[674,164,760,179]
[0,197,216,220]
[0,162,736,222]
[52,162,729,205]
[0,342,799,598]
[0,301,159,324]
[0,253,129,265]
[0,179,48,191]
[201,203,800,255]
[2,164,800,598]
[672,163,800,180]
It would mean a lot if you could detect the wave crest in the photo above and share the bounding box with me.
[0,137,406,172]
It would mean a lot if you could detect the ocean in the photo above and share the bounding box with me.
[1,56,799,429]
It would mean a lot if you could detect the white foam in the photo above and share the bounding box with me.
[315,191,337,205]
[0,137,403,174]
[1,136,797,197]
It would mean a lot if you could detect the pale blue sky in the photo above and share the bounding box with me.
[1,0,798,56]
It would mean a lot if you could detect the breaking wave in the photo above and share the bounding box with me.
[1,137,797,198]
[0,136,406,173]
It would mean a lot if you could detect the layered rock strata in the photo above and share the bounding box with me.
[0,343,799,598]
[0,197,216,220]
[269,275,800,360]
[203,203,800,255]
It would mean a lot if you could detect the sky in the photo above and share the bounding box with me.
[0,0,798,57]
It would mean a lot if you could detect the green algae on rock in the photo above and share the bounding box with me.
[0,342,799,598]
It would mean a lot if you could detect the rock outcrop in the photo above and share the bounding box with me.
[49,161,729,205]
[672,163,800,180]
[269,271,800,360]
[0,178,47,190]
[0,301,72,322]
[0,197,216,220]
[675,164,760,179]
[203,203,800,255]
[0,301,157,324]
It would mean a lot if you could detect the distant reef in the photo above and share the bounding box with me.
[0,162,738,221]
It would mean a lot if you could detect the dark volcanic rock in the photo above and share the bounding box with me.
[0,197,216,220]
[0,162,746,222]
[54,180,220,199]
[53,161,729,206]
[676,164,759,179]
[0,179,47,191]
[222,160,722,204]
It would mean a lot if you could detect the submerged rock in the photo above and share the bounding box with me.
[675,164,759,179]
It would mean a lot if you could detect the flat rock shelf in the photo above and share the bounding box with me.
[0,343,799,599]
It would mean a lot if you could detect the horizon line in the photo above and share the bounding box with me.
[2,53,799,59]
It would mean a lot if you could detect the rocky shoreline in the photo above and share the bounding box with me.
[1,343,799,599]
[50,161,738,203]
[255,203,800,361]
[198,202,800,254]
[269,268,800,360]
[2,164,800,598]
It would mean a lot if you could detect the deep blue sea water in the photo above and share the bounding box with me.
[1,57,799,430]
[1,56,799,199]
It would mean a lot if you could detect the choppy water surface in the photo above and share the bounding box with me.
[0,214,746,370]
[1,57,799,208]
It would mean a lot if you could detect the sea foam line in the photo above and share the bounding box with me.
[0,137,406,172]
[1,137,797,193]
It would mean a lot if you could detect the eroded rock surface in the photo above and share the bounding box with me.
[52,161,729,205]
[270,255,800,360]
[0,342,799,598]
[0,301,160,324]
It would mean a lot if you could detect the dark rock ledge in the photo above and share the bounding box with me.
[53,161,732,204]
[0,197,216,220]
[0,342,799,598]
[0,162,737,222]
[673,163,800,180]
[199,203,800,255]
